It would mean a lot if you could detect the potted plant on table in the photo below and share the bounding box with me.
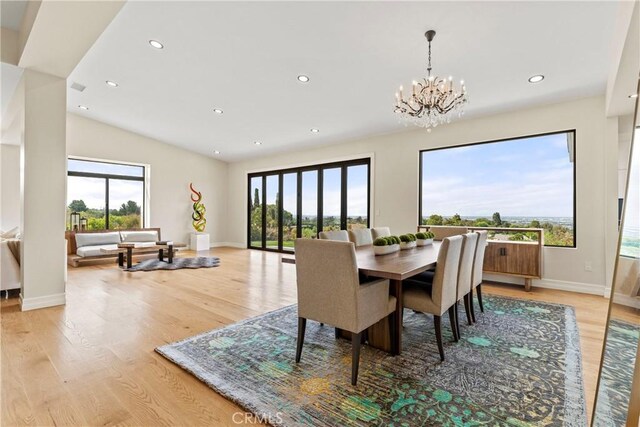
[399,233,417,250]
[373,236,400,255]
[416,231,434,246]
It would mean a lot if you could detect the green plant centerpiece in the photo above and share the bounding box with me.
[399,233,417,250]
[373,236,401,255]
[416,231,435,246]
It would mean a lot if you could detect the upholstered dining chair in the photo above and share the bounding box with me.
[470,231,488,322]
[294,239,397,385]
[456,233,479,334]
[402,235,463,361]
[429,226,469,241]
[348,228,373,247]
[371,227,391,240]
[318,230,349,241]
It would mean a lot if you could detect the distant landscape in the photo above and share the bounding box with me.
[421,212,574,247]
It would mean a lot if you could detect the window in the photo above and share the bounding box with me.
[419,131,576,247]
[67,158,146,230]
[248,158,370,252]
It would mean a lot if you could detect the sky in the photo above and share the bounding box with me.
[67,176,144,210]
[421,133,575,218]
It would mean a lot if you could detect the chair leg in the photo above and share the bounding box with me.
[463,293,473,325]
[434,316,445,361]
[454,301,461,339]
[351,331,362,385]
[295,317,306,363]
[470,289,477,323]
[448,306,459,342]
[335,327,341,339]
[477,284,485,313]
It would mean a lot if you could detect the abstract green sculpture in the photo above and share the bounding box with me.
[190,183,207,232]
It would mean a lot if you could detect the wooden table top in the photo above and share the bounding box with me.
[281,241,442,281]
[99,242,186,254]
[355,242,441,281]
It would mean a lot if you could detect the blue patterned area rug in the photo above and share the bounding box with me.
[156,295,586,426]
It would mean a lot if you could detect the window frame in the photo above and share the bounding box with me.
[418,129,577,248]
[67,158,147,230]
[247,158,371,253]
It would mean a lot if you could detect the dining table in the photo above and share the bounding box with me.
[282,241,442,356]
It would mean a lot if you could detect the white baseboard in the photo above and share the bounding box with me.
[612,293,640,308]
[484,274,604,296]
[20,292,66,311]
[533,278,604,295]
[210,242,245,249]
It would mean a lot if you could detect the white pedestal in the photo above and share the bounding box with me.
[190,233,210,252]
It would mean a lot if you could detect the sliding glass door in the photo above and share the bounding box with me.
[247,158,370,252]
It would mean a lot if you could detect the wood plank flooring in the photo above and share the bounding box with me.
[1,247,635,426]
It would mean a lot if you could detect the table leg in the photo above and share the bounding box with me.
[390,279,402,355]
[118,252,124,268]
[127,248,132,269]
[168,245,174,263]
[159,248,164,261]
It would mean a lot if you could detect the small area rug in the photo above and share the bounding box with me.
[126,256,220,272]
[156,295,586,426]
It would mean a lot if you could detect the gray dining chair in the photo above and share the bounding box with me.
[348,228,373,247]
[371,227,391,240]
[318,230,349,241]
[294,239,397,385]
[470,230,488,322]
[402,235,463,361]
[456,233,479,334]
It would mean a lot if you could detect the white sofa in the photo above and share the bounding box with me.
[66,228,164,267]
[1,240,20,294]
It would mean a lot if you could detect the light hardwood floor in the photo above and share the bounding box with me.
[1,247,634,426]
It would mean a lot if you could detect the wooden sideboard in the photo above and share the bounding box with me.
[417,226,543,291]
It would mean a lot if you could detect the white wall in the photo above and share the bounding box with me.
[0,144,20,231]
[66,114,228,246]
[227,96,618,294]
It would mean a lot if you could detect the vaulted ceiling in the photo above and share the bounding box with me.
[67,1,621,161]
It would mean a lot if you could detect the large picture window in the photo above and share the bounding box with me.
[66,158,146,230]
[419,131,576,247]
[248,158,370,252]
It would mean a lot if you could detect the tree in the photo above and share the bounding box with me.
[119,200,140,215]
[492,212,502,226]
[68,199,88,212]
[425,214,444,225]
[253,188,260,208]
[445,213,462,226]
[529,220,541,228]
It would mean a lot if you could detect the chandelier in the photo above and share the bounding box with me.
[394,30,468,131]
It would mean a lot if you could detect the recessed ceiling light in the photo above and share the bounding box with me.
[629,93,638,99]
[213,108,223,114]
[297,75,310,83]
[528,75,544,83]
[106,80,119,87]
[254,141,262,145]
[149,40,164,49]
[78,105,89,110]
[213,150,220,154]
[310,128,320,133]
